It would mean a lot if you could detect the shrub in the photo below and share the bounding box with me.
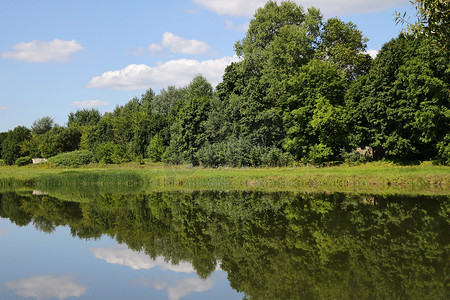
[48,150,95,167]
[339,148,368,163]
[307,143,333,164]
[261,147,294,167]
[15,156,32,166]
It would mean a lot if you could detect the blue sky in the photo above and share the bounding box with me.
[0,0,416,132]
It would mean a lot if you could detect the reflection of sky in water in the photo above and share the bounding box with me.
[0,228,10,238]
[90,245,196,272]
[0,217,242,300]
[5,275,87,299]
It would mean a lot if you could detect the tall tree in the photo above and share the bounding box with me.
[346,34,449,161]
[316,18,372,81]
[68,109,101,127]
[31,116,54,135]
[169,75,213,164]
[1,126,31,165]
[395,0,449,52]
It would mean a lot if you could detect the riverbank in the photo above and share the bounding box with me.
[0,162,448,195]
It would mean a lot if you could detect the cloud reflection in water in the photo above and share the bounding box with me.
[138,276,215,300]
[5,275,87,299]
[89,245,195,272]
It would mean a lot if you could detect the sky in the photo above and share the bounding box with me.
[0,0,416,132]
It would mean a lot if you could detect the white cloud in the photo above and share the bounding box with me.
[87,55,239,90]
[0,229,10,237]
[365,49,379,59]
[70,100,111,108]
[0,105,8,111]
[90,245,196,272]
[225,20,249,32]
[139,277,215,300]
[1,39,83,63]
[193,0,409,17]
[5,275,87,300]
[148,32,210,55]
[148,44,163,53]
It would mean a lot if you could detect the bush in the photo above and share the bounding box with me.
[339,148,368,163]
[307,143,333,164]
[197,140,294,167]
[15,156,32,166]
[261,147,294,167]
[0,159,6,166]
[162,145,184,165]
[48,150,95,167]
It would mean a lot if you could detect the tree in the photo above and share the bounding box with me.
[346,34,449,161]
[316,18,372,81]
[1,126,31,165]
[280,59,346,161]
[152,86,187,116]
[395,0,449,52]
[68,109,101,127]
[39,125,81,158]
[147,134,165,162]
[31,116,54,135]
[169,75,213,164]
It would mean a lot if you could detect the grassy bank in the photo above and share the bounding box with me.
[0,162,448,195]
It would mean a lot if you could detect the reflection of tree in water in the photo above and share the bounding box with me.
[0,190,448,299]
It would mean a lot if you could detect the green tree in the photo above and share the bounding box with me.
[152,86,188,116]
[39,125,81,158]
[31,116,54,135]
[147,134,165,162]
[395,0,449,52]
[1,126,32,165]
[280,59,346,161]
[346,35,448,161]
[169,75,213,164]
[316,18,372,81]
[68,109,101,127]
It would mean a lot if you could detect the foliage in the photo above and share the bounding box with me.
[94,142,126,164]
[346,35,449,161]
[68,109,101,127]
[39,125,81,158]
[15,156,32,166]
[395,0,449,52]
[1,126,31,165]
[147,134,165,162]
[47,150,95,167]
[31,116,54,135]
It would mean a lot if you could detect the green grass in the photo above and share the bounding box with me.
[0,161,448,195]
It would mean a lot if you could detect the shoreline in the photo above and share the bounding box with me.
[0,162,448,195]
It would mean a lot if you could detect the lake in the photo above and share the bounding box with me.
[0,189,448,299]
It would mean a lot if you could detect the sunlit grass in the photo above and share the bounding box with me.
[0,161,448,195]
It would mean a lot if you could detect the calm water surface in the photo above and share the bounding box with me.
[0,189,448,299]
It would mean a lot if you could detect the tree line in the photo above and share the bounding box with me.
[1,1,448,166]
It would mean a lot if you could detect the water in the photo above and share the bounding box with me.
[0,189,448,299]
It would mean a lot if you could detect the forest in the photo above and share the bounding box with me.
[0,1,448,167]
